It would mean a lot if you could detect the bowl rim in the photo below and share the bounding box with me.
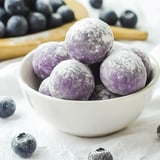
[18,50,160,104]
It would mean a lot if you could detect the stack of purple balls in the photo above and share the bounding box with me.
[32,17,151,101]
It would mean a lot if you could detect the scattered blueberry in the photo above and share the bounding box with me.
[0,7,10,24]
[4,0,29,15]
[11,132,37,158]
[6,15,28,37]
[99,10,118,25]
[57,5,75,23]
[28,12,47,33]
[49,0,65,11]
[47,13,63,28]
[0,96,16,118]
[35,0,53,16]
[119,10,138,28]
[88,148,113,160]
[89,0,103,9]
[157,125,160,138]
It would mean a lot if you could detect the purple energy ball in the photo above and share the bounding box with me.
[65,17,114,64]
[89,84,119,100]
[100,50,147,95]
[38,77,51,96]
[122,47,152,79]
[110,42,152,79]
[32,41,70,79]
[49,59,95,100]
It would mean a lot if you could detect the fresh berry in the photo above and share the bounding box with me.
[99,10,118,25]
[157,125,160,138]
[0,96,16,118]
[47,13,63,28]
[0,21,5,37]
[4,0,29,15]
[6,15,28,37]
[57,5,75,23]
[11,133,37,158]
[35,0,53,16]
[24,0,36,9]
[119,10,138,28]
[28,12,47,33]
[0,0,4,6]
[49,0,65,11]
[89,0,103,9]
[0,7,10,24]
[88,148,113,160]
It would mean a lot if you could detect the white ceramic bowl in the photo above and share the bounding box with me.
[18,51,160,137]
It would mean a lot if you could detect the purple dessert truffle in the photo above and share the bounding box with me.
[32,41,70,79]
[123,47,152,79]
[65,17,114,64]
[110,42,152,79]
[38,77,51,96]
[89,84,119,100]
[100,50,147,95]
[49,59,95,100]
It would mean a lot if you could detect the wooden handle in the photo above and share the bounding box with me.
[111,26,148,40]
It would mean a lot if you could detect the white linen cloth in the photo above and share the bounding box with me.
[0,0,160,159]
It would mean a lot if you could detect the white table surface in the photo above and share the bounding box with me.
[1,0,160,159]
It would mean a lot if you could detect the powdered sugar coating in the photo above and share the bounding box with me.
[100,51,147,95]
[49,59,95,100]
[110,42,152,79]
[32,41,70,79]
[89,84,119,100]
[38,77,51,96]
[65,18,114,64]
[123,47,152,79]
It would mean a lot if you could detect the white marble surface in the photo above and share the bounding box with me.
[1,0,160,159]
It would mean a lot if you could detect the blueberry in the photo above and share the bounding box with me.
[157,125,160,138]
[0,0,4,6]
[24,0,36,9]
[57,5,75,23]
[88,148,113,160]
[6,15,28,37]
[49,0,65,12]
[4,0,29,15]
[89,0,103,9]
[0,96,16,118]
[28,12,47,33]
[47,13,63,28]
[99,10,118,25]
[35,0,53,16]
[11,133,37,158]
[0,21,5,37]
[119,10,138,28]
[0,7,10,24]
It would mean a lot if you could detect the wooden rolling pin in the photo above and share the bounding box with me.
[0,26,148,60]
[111,26,148,40]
